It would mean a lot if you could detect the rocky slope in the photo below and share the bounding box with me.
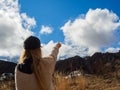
[0,51,120,76]
[0,60,17,75]
[55,51,120,75]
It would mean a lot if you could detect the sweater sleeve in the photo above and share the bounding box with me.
[49,46,59,61]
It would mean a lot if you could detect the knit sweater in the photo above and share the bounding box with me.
[15,46,59,90]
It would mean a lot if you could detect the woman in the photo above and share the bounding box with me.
[15,36,61,90]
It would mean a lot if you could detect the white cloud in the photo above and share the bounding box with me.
[41,8,120,59]
[105,47,120,53]
[40,25,53,34]
[21,13,36,30]
[59,44,88,59]
[61,8,120,56]
[41,41,88,59]
[41,40,56,57]
[0,0,36,57]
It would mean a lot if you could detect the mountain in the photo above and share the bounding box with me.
[0,51,120,76]
[55,56,85,74]
[55,51,120,76]
[0,60,17,75]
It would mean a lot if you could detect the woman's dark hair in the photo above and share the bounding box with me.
[24,36,41,50]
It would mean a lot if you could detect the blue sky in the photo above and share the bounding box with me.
[0,0,120,60]
[19,0,120,43]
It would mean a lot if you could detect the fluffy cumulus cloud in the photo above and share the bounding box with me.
[61,8,120,56]
[41,41,88,59]
[0,0,36,57]
[59,44,89,59]
[105,47,120,53]
[41,41,55,57]
[41,8,120,59]
[39,25,53,34]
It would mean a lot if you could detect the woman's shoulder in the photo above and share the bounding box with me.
[42,56,54,61]
[16,60,33,74]
[40,56,56,65]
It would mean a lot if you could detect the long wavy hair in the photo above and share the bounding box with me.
[19,48,46,90]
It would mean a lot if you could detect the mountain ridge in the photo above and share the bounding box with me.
[55,51,120,76]
[0,51,120,76]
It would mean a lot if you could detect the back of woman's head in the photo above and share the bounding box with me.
[24,36,41,50]
[19,36,42,63]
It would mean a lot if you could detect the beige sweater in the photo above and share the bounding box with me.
[15,46,59,90]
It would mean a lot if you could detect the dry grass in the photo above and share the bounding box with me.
[0,80,15,90]
[0,73,120,90]
[85,75,120,90]
[54,73,120,90]
[54,73,86,90]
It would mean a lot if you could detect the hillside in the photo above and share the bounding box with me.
[0,51,120,76]
[55,51,120,76]
[0,60,16,75]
